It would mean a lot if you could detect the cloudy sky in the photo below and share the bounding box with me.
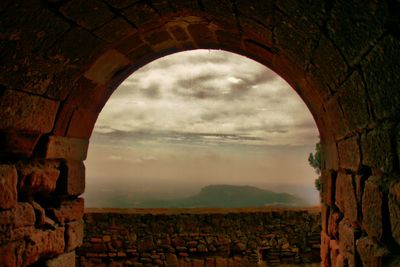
[85,50,320,206]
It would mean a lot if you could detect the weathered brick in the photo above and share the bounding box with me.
[324,96,349,140]
[338,136,361,171]
[122,2,161,28]
[356,237,389,267]
[51,198,84,224]
[144,29,173,47]
[18,163,60,195]
[338,220,358,267]
[321,170,336,206]
[58,160,85,196]
[168,25,190,42]
[60,0,114,30]
[0,90,59,133]
[0,203,35,228]
[45,136,89,161]
[103,0,137,9]
[361,123,394,173]
[25,227,65,266]
[329,239,340,267]
[215,257,227,267]
[166,253,178,267]
[94,17,136,43]
[335,173,357,224]
[66,219,84,251]
[48,27,105,69]
[362,35,400,120]
[115,32,146,55]
[328,210,341,240]
[308,35,348,95]
[320,231,330,267]
[0,131,41,158]
[187,24,217,48]
[45,251,76,267]
[362,176,384,240]
[0,240,25,267]
[389,181,400,246]
[337,72,370,130]
[327,1,387,65]
[0,165,17,209]
[52,77,99,137]
[192,259,204,267]
[84,49,131,85]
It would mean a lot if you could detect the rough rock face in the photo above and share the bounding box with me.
[0,0,400,266]
[77,210,321,267]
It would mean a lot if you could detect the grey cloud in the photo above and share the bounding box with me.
[141,84,161,99]
[92,129,265,147]
[200,108,257,122]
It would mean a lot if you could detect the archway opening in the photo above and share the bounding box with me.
[84,49,320,208]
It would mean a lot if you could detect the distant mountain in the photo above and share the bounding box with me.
[137,184,308,208]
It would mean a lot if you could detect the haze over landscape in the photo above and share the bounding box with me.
[84,50,320,208]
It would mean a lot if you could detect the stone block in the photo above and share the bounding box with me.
[215,257,227,267]
[0,240,25,267]
[192,259,204,267]
[325,96,349,140]
[179,259,191,267]
[60,0,114,30]
[356,237,389,267]
[362,35,400,119]
[389,180,400,246]
[362,176,384,240]
[51,77,99,137]
[45,136,89,161]
[328,210,342,239]
[327,1,386,64]
[66,219,84,251]
[45,251,76,267]
[338,136,361,171]
[308,35,348,93]
[0,89,59,133]
[166,253,178,267]
[0,203,35,228]
[0,165,17,209]
[338,72,370,130]
[361,123,394,173]
[205,258,215,267]
[48,27,105,69]
[51,198,84,224]
[168,25,190,42]
[122,2,161,28]
[330,239,340,267]
[335,173,358,224]
[84,49,131,85]
[103,0,137,9]
[0,131,41,158]
[58,160,85,196]
[320,231,330,267]
[338,220,358,267]
[94,17,136,43]
[18,163,60,195]
[25,227,65,266]
[187,23,217,48]
[321,170,336,206]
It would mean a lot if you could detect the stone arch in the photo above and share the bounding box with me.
[0,0,399,266]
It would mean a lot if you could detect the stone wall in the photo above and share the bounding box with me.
[77,209,321,267]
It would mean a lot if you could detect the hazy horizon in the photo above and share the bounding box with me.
[84,49,320,208]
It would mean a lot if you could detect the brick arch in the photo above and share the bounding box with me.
[0,0,399,266]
